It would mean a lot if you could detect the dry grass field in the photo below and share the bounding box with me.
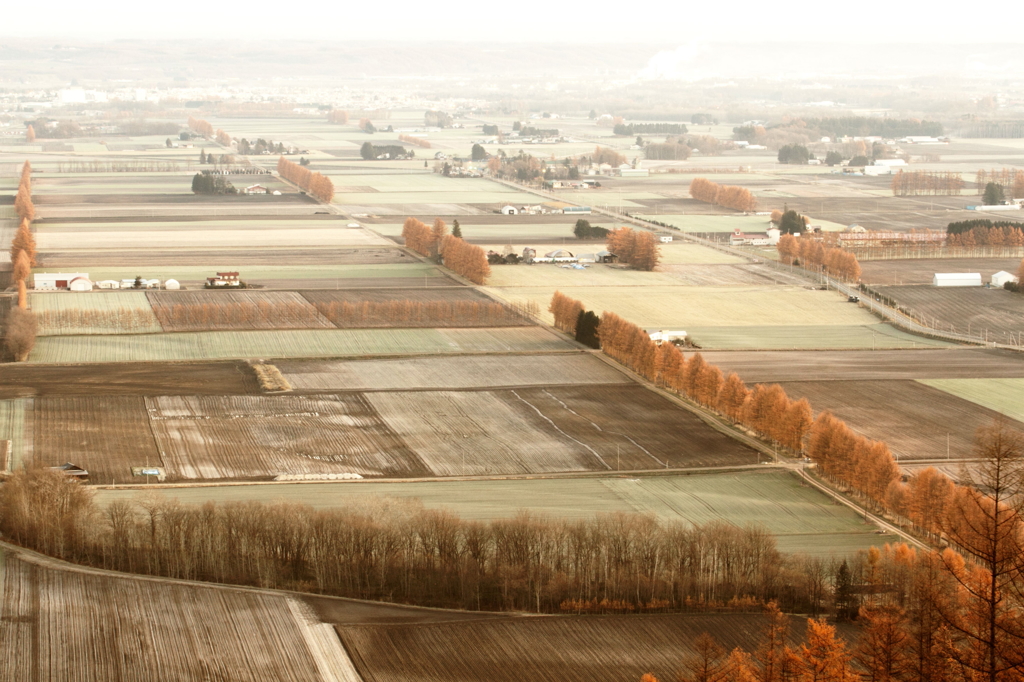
[874,285,1024,342]
[31,292,162,335]
[148,290,334,331]
[279,353,631,392]
[0,547,362,682]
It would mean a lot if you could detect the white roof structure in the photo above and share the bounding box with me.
[991,271,1018,286]
[933,273,982,287]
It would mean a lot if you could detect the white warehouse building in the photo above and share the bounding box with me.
[933,273,982,287]
[33,273,90,290]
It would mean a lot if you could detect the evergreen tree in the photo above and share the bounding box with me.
[834,560,857,620]
[361,142,375,160]
[984,182,1006,205]
[452,220,462,239]
[574,219,593,239]
[575,310,600,349]
[471,143,487,161]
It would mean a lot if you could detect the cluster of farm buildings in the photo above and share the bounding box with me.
[32,272,242,291]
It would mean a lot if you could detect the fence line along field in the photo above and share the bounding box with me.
[278,353,631,392]
[0,547,362,682]
[147,394,429,480]
[29,327,577,363]
[873,284,1024,342]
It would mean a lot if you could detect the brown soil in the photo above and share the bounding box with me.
[874,285,1024,340]
[778,380,1024,461]
[860,258,1021,285]
[699,348,1024,383]
[0,361,260,399]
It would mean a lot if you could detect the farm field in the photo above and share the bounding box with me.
[0,547,363,682]
[95,470,894,556]
[32,262,454,290]
[778,380,1023,460]
[0,360,260,398]
[35,226,390,249]
[684,323,953,350]
[28,326,576,363]
[860,258,1022,286]
[491,284,884,329]
[378,221,583,241]
[279,353,630,391]
[0,399,29,471]
[700,348,1024,383]
[148,290,334,331]
[918,378,1024,424]
[30,384,755,483]
[39,245,409,268]
[485,263,683,288]
[30,291,162,335]
[874,285,1024,342]
[339,613,823,682]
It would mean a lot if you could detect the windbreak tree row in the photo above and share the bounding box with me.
[689,177,757,211]
[607,227,660,271]
[776,234,862,281]
[277,156,334,202]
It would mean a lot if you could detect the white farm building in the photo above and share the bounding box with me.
[991,271,1019,287]
[933,273,982,287]
[33,273,90,291]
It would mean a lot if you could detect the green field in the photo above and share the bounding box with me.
[918,378,1024,422]
[94,470,896,557]
[658,243,749,265]
[29,326,575,363]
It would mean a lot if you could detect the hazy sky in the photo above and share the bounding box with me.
[2,0,1021,44]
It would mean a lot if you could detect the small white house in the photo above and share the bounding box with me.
[659,235,673,243]
[934,273,982,287]
[33,273,90,291]
[164,279,181,290]
[991,271,1018,287]
[244,184,268,195]
[766,227,781,245]
[500,205,518,215]
[68,276,93,292]
[96,280,120,290]
[648,330,687,345]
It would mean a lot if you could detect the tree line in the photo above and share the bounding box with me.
[891,170,965,196]
[613,123,688,136]
[187,116,214,138]
[689,178,757,212]
[56,160,184,173]
[276,157,334,202]
[593,146,627,166]
[976,168,1024,198]
[6,161,38,361]
[607,227,661,271]
[402,217,491,284]
[144,299,532,330]
[644,142,691,160]
[398,134,432,149]
[360,142,413,160]
[947,225,1024,248]
[776,235,862,281]
[327,110,349,124]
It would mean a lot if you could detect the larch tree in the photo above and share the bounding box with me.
[25,125,35,142]
[13,250,31,309]
[680,632,732,682]
[854,606,913,682]
[797,618,855,682]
